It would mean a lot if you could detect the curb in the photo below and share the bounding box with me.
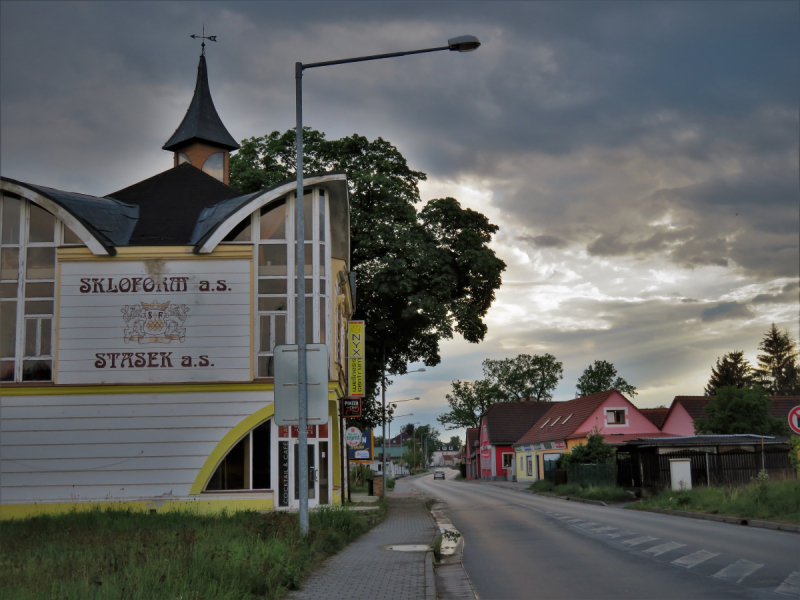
[633,507,800,533]
[425,551,436,600]
[522,489,608,507]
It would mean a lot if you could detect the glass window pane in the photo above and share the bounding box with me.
[0,360,13,382]
[202,152,224,181]
[320,278,326,296]
[258,245,287,276]
[28,204,55,243]
[260,315,271,352]
[258,297,287,312]
[275,314,286,347]
[205,436,247,490]
[25,282,54,298]
[178,153,190,165]
[1,301,16,357]
[0,283,17,298]
[25,319,36,356]
[26,247,55,280]
[303,193,313,241]
[294,243,312,276]
[258,355,275,378]
[260,200,286,240]
[25,300,53,315]
[319,243,325,268]
[22,359,51,381]
[63,225,82,245]
[305,296,313,344]
[1,196,21,244]
[252,420,271,490]
[319,194,326,242]
[1,248,19,280]
[223,218,252,242]
[320,297,326,345]
[258,279,286,295]
[41,318,51,356]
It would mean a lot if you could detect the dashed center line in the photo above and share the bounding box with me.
[713,559,764,584]
[672,549,721,568]
[643,542,687,556]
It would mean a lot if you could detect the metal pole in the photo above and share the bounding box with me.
[295,61,309,536]
[381,355,387,496]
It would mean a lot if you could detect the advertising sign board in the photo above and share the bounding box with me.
[347,428,374,461]
[345,426,362,447]
[348,320,365,397]
[343,397,362,418]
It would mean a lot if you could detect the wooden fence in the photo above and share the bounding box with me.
[617,450,794,489]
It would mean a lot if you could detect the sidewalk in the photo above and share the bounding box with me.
[288,490,437,600]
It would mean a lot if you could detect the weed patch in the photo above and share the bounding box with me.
[529,480,631,502]
[0,506,375,599]
[630,477,800,524]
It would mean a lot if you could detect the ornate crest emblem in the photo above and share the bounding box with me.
[121,301,189,344]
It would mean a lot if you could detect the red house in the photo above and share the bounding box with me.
[661,395,800,436]
[479,401,555,480]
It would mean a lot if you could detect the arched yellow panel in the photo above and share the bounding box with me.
[189,404,275,494]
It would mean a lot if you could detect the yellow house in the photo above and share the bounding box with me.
[0,53,355,519]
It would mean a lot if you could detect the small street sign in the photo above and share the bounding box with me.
[345,426,362,447]
[789,405,800,435]
[343,397,362,418]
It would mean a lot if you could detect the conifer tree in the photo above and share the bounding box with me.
[755,324,800,395]
[704,350,754,396]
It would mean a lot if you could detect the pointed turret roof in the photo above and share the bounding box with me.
[163,55,239,152]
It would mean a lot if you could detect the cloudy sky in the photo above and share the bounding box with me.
[2,1,798,440]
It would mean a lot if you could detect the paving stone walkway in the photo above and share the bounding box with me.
[288,496,437,600]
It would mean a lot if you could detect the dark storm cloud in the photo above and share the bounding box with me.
[519,234,568,249]
[701,302,754,323]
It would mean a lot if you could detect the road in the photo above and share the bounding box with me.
[412,469,799,600]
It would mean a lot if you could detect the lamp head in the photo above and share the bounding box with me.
[448,35,481,52]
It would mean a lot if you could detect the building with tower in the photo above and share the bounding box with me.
[0,51,353,517]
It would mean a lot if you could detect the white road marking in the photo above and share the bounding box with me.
[643,542,687,556]
[582,522,601,527]
[607,531,636,539]
[566,518,584,523]
[775,571,800,598]
[673,550,720,568]
[592,526,616,533]
[713,559,764,584]
[622,536,659,547]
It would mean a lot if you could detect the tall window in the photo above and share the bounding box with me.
[205,420,272,491]
[0,194,82,382]
[258,198,288,377]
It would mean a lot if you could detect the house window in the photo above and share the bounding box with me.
[540,418,550,428]
[502,453,513,469]
[551,416,561,427]
[0,194,79,383]
[607,409,626,424]
[205,420,271,491]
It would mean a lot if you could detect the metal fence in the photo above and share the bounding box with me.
[566,462,617,487]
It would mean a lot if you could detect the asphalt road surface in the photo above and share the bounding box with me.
[413,469,800,600]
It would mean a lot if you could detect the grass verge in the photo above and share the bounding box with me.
[0,506,380,600]
[529,480,632,503]
[629,477,800,525]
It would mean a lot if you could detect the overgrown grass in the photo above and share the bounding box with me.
[0,506,378,600]
[630,476,800,524]
[529,480,632,502]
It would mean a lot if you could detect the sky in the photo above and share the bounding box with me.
[2,1,798,443]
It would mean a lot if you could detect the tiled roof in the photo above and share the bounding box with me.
[483,401,555,445]
[640,408,669,429]
[466,427,480,449]
[669,395,799,435]
[515,391,616,446]
[770,397,800,421]
[671,396,710,420]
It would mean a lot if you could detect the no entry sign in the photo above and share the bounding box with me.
[789,406,800,435]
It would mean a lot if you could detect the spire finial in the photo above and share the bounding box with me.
[190,24,217,56]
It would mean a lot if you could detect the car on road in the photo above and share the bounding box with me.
[434,470,445,480]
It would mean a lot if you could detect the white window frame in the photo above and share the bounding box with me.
[604,406,629,427]
[502,452,514,469]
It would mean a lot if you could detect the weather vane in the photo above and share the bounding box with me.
[190,25,216,56]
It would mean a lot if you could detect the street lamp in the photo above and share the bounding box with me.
[387,412,413,477]
[294,36,480,535]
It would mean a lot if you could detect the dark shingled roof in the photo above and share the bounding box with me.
[626,434,791,447]
[163,55,239,152]
[2,177,139,254]
[107,164,240,246]
[483,401,556,445]
[671,396,711,420]
[516,391,616,446]
[640,408,669,429]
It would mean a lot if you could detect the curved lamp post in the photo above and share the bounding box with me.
[294,36,480,535]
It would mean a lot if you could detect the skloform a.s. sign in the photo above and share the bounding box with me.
[57,260,251,384]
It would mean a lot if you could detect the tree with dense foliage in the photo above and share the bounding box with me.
[437,378,501,430]
[693,386,790,436]
[448,435,462,449]
[705,350,755,396]
[482,353,564,401]
[563,427,616,464]
[230,129,506,427]
[754,324,800,396]
[575,359,637,398]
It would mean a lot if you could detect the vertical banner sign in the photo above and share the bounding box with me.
[279,441,289,507]
[348,320,365,397]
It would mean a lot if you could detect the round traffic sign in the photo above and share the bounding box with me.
[345,426,362,447]
[789,406,800,435]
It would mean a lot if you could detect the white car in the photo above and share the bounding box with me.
[434,470,445,480]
